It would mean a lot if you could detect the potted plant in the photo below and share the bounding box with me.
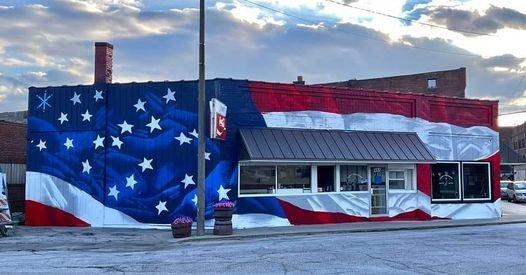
[213,200,234,235]
[171,216,192,238]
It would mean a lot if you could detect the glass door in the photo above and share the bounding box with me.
[370,166,387,215]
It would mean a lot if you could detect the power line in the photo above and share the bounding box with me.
[325,0,494,37]
[240,0,480,57]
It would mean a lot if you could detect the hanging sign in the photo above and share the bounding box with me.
[210,98,227,140]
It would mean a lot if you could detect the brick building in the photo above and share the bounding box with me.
[511,122,526,159]
[318,67,466,98]
[0,120,27,213]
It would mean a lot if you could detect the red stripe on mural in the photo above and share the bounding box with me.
[25,200,90,227]
[279,199,434,225]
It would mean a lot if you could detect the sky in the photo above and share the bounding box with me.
[0,0,525,126]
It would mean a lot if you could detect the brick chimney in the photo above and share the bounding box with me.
[94,42,113,84]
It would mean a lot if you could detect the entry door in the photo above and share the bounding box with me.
[370,166,387,215]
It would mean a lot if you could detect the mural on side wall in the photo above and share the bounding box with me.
[25,79,501,228]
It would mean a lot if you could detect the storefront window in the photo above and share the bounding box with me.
[462,163,491,200]
[340,165,368,191]
[239,166,276,195]
[277,166,311,194]
[432,163,460,200]
[388,169,414,190]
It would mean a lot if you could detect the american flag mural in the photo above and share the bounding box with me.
[26,79,501,228]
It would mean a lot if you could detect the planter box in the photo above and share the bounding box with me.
[213,207,233,235]
[214,207,233,221]
[171,223,191,238]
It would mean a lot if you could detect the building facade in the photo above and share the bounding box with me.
[25,79,500,228]
[319,67,466,98]
[0,120,27,213]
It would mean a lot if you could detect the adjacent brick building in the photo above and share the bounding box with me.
[0,120,27,213]
[318,67,466,98]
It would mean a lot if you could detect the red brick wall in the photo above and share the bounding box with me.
[321,68,466,98]
[94,42,113,84]
[0,121,26,164]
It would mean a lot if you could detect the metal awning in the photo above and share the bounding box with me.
[239,128,435,162]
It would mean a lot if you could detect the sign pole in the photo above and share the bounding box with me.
[197,0,206,236]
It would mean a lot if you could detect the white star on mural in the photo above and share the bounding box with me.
[82,159,92,174]
[93,135,105,149]
[133,99,146,112]
[174,132,192,145]
[181,174,196,189]
[36,139,47,151]
[162,88,176,103]
[70,92,81,105]
[108,185,120,200]
[94,90,103,102]
[81,110,92,122]
[192,194,198,206]
[205,152,211,160]
[189,129,199,138]
[217,185,231,201]
[126,174,137,190]
[138,157,153,172]
[36,91,52,112]
[64,138,74,149]
[57,112,68,124]
[146,116,162,133]
[111,136,123,149]
[118,120,134,134]
[155,200,168,215]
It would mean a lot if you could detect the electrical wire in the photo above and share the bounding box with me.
[240,0,480,58]
[325,0,494,37]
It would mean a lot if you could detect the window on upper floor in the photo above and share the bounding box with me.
[427,78,438,89]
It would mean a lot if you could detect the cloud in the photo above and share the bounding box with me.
[422,5,526,36]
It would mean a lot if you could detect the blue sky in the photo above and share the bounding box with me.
[0,0,525,126]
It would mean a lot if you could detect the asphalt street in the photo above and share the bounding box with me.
[0,202,525,274]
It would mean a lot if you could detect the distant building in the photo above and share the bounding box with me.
[511,122,526,159]
[0,120,27,213]
[318,67,466,98]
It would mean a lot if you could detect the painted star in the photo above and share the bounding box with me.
[189,129,199,138]
[111,136,123,149]
[138,157,153,172]
[174,132,192,145]
[70,92,81,105]
[36,91,52,112]
[57,112,68,124]
[81,109,92,122]
[146,116,162,133]
[64,138,74,149]
[93,135,105,149]
[162,88,176,103]
[133,99,146,112]
[118,120,134,134]
[205,152,211,161]
[82,159,92,174]
[155,200,168,215]
[126,174,137,190]
[108,185,120,200]
[192,194,198,206]
[217,185,231,201]
[181,174,196,189]
[94,90,103,102]
[36,139,47,151]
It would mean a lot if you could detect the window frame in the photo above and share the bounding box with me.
[461,162,492,202]
[427,78,438,90]
[431,162,462,202]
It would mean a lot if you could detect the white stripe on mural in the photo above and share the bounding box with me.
[26,171,141,227]
[262,111,499,161]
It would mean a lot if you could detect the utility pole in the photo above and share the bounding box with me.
[197,0,206,236]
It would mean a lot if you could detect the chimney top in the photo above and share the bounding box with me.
[95,42,114,49]
[293,75,305,85]
[94,42,113,84]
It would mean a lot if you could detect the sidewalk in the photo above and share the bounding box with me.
[176,214,526,242]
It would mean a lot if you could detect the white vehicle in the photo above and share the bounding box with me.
[507,181,526,203]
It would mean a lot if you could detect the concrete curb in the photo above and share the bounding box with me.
[172,218,526,243]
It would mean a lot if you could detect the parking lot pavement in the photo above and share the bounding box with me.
[502,201,526,216]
